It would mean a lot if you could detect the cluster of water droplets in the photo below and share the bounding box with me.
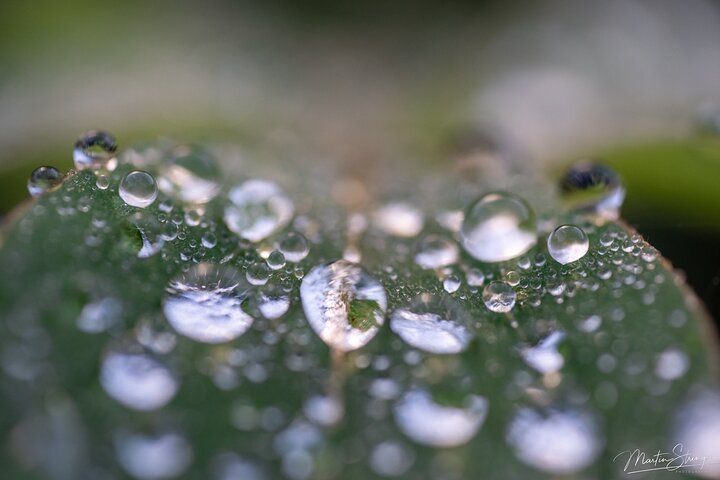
[15,131,709,479]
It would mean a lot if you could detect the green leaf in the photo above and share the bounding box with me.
[0,140,718,480]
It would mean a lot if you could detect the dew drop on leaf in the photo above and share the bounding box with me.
[119,171,159,208]
[482,281,516,313]
[300,260,387,352]
[157,145,222,204]
[163,263,255,344]
[224,179,294,242]
[73,130,117,171]
[460,192,537,262]
[547,224,589,265]
[414,235,459,269]
[27,166,63,197]
[560,161,625,218]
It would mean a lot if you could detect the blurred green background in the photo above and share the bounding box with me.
[1,0,719,321]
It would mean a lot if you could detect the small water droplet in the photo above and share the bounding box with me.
[482,281,516,313]
[73,130,117,171]
[278,232,309,263]
[257,287,290,320]
[520,330,565,374]
[100,349,178,411]
[390,293,472,354]
[163,263,255,344]
[370,441,414,477]
[27,166,63,197]
[115,429,193,480]
[300,260,387,352]
[157,145,221,204]
[506,407,602,474]
[96,174,110,190]
[119,171,158,208]
[267,251,286,270]
[77,297,122,333]
[224,179,294,242]
[373,202,424,237]
[466,268,485,287]
[547,224,589,265]
[442,275,461,293]
[655,348,689,381]
[303,395,344,426]
[460,192,537,262]
[394,389,488,447]
[246,262,271,286]
[414,235,459,269]
[560,161,625,218]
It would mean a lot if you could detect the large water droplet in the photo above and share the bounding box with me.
[482,281,516,313]
[224,179,294,242]
[394,389,488,447]
[547,224,589,265]
[115,429,193,480]
[300,260,387,352]
[28,166,63,197]
[100,349,178,411]
[414,235,459,269]
[163,263,255,344]
[560,161,625,218]
[73,130,117,171]
[120,171,158,208]
[373,202,424,237]
[506,407,602,474]
[157,146,221,204]
[460,192,537,262]
[390,293,473,354]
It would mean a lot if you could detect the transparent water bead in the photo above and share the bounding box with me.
[257,287,291,320]
[394,389,489,447]
[157,145,221,204]
[506,408,602,474]
[115,429,193,480]
[460,192,537,262]
[100,350,178,411]
[73,130,117,171]
[278,232,309,263]
[163,263,255,344]
[414,235,459,269]
[119,171,158,208]
[520,330,565,374]
[27,166,63,197]
[482,281,516,313]
[390,293,473,354]
[300,260,387,352]
[560,161,625,219]
[547,225,589,265]
[224,179,295,242]
[373,202,424,237]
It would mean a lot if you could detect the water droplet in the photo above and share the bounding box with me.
[442,275,461,293]
[267,250,286,270]
[370,441,414,477]
[655,348,689,381]
[28,166,63,197]
[100,349,178,411]
[373,202,424,237]
[157,145,221,204]
[163,263,255,344]
[77,297,122,333]
[119,171,158,208]
[278,232,309,263]
[547,224,589,265]
[115,429,193,480]
[414,235,459,269]
[482,281,516,313]
[466,268,485,287]
[257,287,291,320]
[460,192,537,262]
[96,174,110,190]
[672,389,720,478]
[394,389,488,447]
[390,293,472,354]
[224,179,294,242]
[73,130,117,171]
[300,260,387,352]
[520,330,565,374]
[303,395,344,426]
[560,161,625,218]
[506,407,602,474]
[246,262,271,286]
